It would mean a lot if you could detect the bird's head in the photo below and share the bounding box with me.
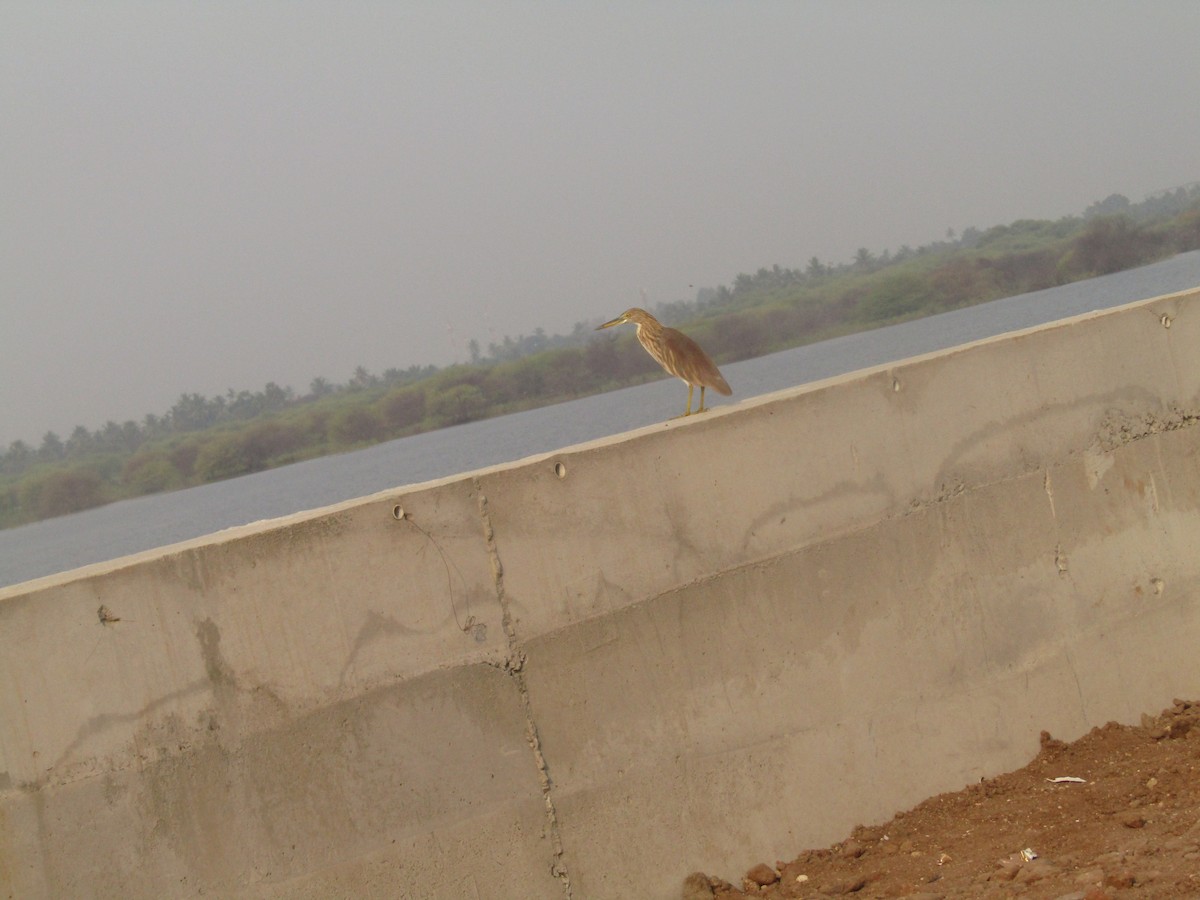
[595,307,654,330]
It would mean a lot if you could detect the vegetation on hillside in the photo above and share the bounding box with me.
[3,185,1200,528]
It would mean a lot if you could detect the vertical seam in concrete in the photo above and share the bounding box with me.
[475,479,573,899]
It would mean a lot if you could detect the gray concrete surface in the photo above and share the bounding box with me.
[2,287,1199,898]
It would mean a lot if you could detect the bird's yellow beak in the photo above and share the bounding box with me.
[596,315,626,330]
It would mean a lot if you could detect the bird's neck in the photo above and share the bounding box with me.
[634,319,662,342]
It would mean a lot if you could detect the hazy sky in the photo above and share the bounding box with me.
[3,2,1199,447]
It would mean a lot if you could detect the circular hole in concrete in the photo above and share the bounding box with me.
[554,462,567,479]
[392,505,406,520]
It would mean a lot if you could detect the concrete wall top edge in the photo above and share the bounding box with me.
[0,425,677,603]
[737,285,1199,413]
[2,285,1196,603]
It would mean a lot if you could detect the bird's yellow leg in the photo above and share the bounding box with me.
[697,386,708,413]
[674,384,695,419]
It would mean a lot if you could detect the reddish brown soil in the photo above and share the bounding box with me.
[685,700,1200,900]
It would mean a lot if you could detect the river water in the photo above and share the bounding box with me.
[3,251,1199,589]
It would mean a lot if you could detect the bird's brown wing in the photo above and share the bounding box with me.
[661,328,732,395]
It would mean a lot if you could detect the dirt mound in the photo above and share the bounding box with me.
[687,699,1200,899]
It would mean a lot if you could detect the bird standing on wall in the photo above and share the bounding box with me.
[595,308,732,417]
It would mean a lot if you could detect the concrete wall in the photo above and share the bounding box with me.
[2,287,1200,899]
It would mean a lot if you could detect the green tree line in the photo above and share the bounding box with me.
[3,185,1199,528]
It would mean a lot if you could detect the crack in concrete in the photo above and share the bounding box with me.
[474,479,572,899]
[1094,404,1200,452]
